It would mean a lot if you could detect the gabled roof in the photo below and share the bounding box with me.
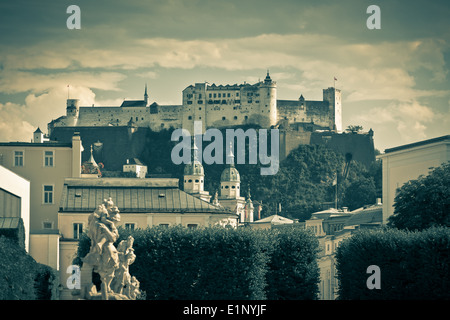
[253,214,293,225]
[120,100,146,108]
[59,178,232,214]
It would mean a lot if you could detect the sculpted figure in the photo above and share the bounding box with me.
[111,236,136,295]
[83,198,124,299]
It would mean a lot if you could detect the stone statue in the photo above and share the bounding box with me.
[81,197,140,300]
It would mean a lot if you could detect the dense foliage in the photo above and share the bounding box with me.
[0,236,58,300]
[388,162,450,230]
[335,227,450,300]
[139,127,380,221]
[75,225,320,300]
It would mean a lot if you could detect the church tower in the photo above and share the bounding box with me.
[144,83,148,106]
[219,143,246,220]
[244,187,254,223]
[183,139,211,202]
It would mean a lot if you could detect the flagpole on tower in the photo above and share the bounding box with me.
[67,85,70,99]
[333,77,337,89]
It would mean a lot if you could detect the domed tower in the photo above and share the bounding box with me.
[183,140,211,202]
[220,143,241,199]
[219,143,246,220]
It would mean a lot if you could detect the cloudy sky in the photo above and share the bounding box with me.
[0,0,449,152]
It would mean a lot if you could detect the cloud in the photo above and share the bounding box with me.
[352,100,436,145]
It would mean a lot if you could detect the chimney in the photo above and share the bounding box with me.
[71,132,83,178]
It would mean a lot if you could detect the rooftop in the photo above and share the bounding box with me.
[59,178,232,214]
[384,135,450,154]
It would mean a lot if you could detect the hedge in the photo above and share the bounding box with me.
[0,236,58,300]
[75,225,320,300]
[335,227,450,300]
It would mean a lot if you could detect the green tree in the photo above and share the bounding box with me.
[343,176,377,211]
[388,162,450,230]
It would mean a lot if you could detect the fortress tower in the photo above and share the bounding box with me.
[66,99,80,126]
[322,87,342,132]
[259,71,277,127]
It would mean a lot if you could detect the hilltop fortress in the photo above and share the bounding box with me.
[48,73,374,170]
[48,72,342,135]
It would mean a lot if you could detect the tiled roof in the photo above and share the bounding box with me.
[59,178,232,214]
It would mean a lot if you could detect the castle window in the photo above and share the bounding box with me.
[188,179,192,183]
[161,123,164,127]
[231,186,235,189]
[199,107,202,110]
[198,100,203,104]
[236,92,239,97]
[244,116,248,120]
[187,224,198,229]
[187,101,192,105]
[136,117,138,121]
[218,93,221,97]
[209,93,212,98]
[227,93,230,97]
[198,94,202,99]
[214,93,216,98]
[225,186,229,189]
[188,116,192,120]
[195,179,199,183]
[234,116,237,120]
[125,223,135,231]
[222,117,226,120]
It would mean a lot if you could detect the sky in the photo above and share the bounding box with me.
[0,0,449,152]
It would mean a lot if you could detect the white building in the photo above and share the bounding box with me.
[0,165,30,251]
[123,158,148,178]
[378,135,450,224]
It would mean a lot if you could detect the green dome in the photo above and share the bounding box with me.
[184,160,204,176]
[220,167,240,182]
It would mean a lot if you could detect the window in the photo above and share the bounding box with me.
[73,223,83,239]
[125,223,135,231]
[187,224,198,229]
[44,151,54,167]
[43,185,53,204]
[188,116,192,120]
[234,116,238,120]
[159,224,169,228]
[14,151,24,167]
[222,117,226,120]
[43,221,53,229]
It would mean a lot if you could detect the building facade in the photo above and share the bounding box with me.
[0,133,83,269]
[378,135,450,224]
[48,73,342,136]
[0,165,30,250]
[58,177,238,299]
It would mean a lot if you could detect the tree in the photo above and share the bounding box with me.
[343,176,377,211]
[345,125,363,133]
[388,162,450,230]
